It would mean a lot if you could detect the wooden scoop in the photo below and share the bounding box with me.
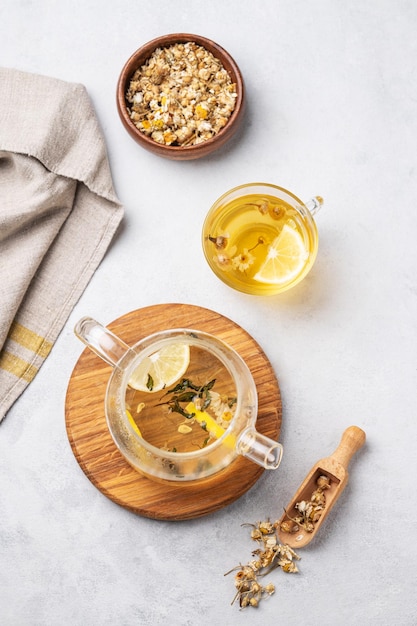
[277,426,366,548]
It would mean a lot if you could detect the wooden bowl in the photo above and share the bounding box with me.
[116,33,245,160]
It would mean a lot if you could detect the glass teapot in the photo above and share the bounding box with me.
[74,317,283,483]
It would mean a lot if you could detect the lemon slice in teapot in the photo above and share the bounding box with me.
[128,343,190,393]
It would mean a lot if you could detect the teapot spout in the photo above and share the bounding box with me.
[237,427,283,470]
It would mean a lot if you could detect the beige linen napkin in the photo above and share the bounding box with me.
[0,68,124,422]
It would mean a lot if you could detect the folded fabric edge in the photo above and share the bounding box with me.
[0,200,123,423]
[0,67,122,207]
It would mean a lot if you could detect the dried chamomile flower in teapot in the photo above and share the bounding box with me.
[225,518,300,609]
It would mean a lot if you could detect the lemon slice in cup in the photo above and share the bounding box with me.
[128,343,190,393]
[253,224,309,285]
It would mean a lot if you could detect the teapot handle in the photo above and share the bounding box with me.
[74,317,130,367]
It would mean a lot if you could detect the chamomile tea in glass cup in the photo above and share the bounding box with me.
[202,183,323,295]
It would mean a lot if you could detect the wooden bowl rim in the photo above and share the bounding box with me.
[116,33,245,159]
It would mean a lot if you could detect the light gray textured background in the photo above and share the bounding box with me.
[1,1,416,624]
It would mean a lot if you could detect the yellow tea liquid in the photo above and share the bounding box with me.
[202,192,319,295]
[125,344,237,453]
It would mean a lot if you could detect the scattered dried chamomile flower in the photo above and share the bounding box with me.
[225,518,300,609]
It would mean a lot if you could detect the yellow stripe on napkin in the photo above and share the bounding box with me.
[0,323,53,382]
[9,322,53,358]
[0,351,39,382]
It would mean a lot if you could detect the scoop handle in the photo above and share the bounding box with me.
[330,426,366,469]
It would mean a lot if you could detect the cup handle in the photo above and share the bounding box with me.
[74,317,130,367]
[304,196,323,216]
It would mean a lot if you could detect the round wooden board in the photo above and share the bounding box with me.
[65,303,282,520]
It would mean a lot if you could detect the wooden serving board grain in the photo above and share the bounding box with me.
[65,304,282,520]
